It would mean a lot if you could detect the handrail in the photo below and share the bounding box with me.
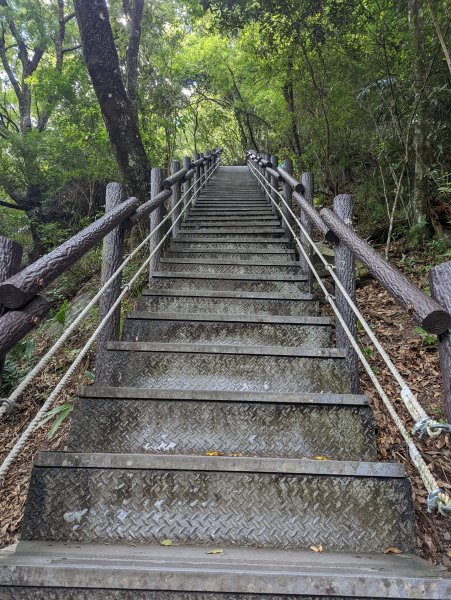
[246,150,451,334]
[0,148,222,311]
[0,147,222,362]
[321,208,451,334]
[162,167,188,190]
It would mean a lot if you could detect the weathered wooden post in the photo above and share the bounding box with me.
[199,152,205,192]
[255,153,262,189]
[149,168,164,279]
[194,152,201,203]
[300,172,314,290]
[281,158,293,232]
[264,152,271,194]
[183,156,191,209]
[95,183,126,378]
[270,155,278,205]
[429,261,451,421]
[205,150,211,186]
[333,194,359,393]
[0,236,23,384]
[170,159,181,237]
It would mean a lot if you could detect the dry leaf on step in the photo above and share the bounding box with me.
[384,547,402,554]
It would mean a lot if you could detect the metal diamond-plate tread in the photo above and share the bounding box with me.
[177,233,287,240]
[158,263,300,275]
[138,296,316,315]
[147,278,308,293]
[0,589,376,599]
[165,252,296,260]
[171,242,291,251]
[22,467,415,552]
[122,319,331,347]
[68,399,376,460]
[97,350,350,392]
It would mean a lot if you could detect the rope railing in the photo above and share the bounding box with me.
[247,157,451,517]
[0,156,221,480]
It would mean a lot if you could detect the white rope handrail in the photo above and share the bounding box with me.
[0,158,217,420]
[0,158,220,480]
[248,159,451,516]
[248,159,448,437]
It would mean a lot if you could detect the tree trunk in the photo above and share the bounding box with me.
[124,0,144,119]
[408,0,430,239]
[74,0,150,201]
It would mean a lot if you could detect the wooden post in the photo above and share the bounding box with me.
[429,261,451,421]
[281,158,293,233]
[199,152,205,193]
[270,155,278,205]
[205,150,211,186]
[183,156,191,210]
[171,159,181,237]
[300,172,314,290]
[255,153,262,189]
[264,153,271,196]
[333,194,360,393]
[194,152,201,203]
[95,183,126,379]
[149,168,164,280]
[0,236,23,384]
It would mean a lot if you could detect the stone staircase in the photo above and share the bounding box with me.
[0,166,449,598]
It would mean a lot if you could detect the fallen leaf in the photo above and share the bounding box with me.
[205,451,221,456]
[206,549,224,554]
[160,539,174,546]
[313,456,328,461]
[384,547,402,554]
[310,544,325,553]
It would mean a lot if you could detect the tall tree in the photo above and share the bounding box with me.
[74,0,150,200]
[0,0,78,257]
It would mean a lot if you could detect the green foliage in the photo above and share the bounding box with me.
[39,403,74,439]
[414,327,436,346]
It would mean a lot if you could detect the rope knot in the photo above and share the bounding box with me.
[413,416,451,439]
[427,488,451,517]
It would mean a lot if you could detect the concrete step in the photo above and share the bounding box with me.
[1,541,448,598]
[140,289,316,314]
[122,312,331,346]
[68,387,376,461]
[21,453,415,553]
[97,342,349,393]
[158,259,301,276]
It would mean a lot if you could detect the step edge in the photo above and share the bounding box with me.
[105,341,346,358]
[143,289,316,300]
[159,259,300,267]
[126,312,331,325]
[150,272,308,282]
[0,542,448,598]
[78,386,370,406]
[34,452,406,478]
